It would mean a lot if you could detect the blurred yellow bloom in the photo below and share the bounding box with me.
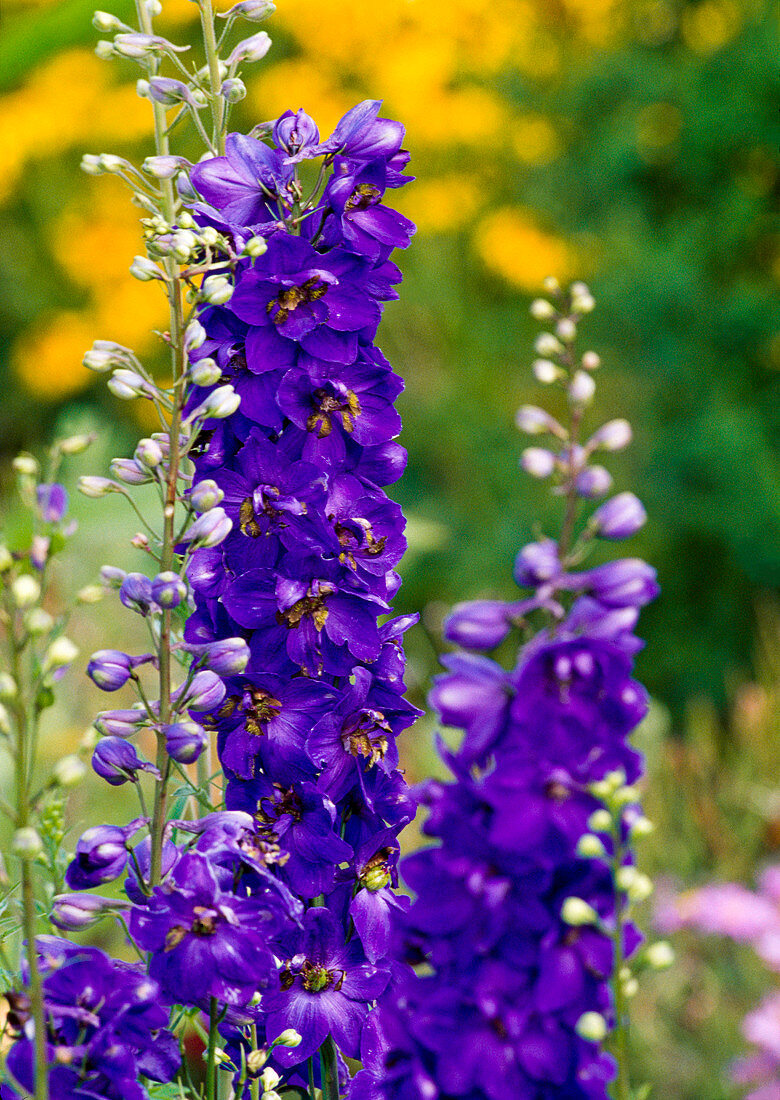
[560,0,628,47]
[0,50,150,205]
[681,0,742,53]
[399,176,482,234]
[251,59,352,140]
[512,114,561,166]
[474,207,574,292]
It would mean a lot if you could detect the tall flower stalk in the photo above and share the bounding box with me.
[367,280,670,1100]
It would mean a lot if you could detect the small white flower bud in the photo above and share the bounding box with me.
[221,77,247,102]
[177,211,196,230]
[135,438,164,468]
[272,1029,302,1048]
[143,155,186,179]
[576,834,606,859]
[136,78,150,97]
[515,406,565,437]
[604,768,627,790]
[588,419,632,452]
[611,784,640,807]
[97,154,127,174]
[190,358,222,387]
[171,229,199,262]
[81,153,103,175]
[581,351,601,371]
[108,369,149,400]
[575,1012,608,1043]
[0,703,10,735]
[532,358,561,384]
[556,317,577,342]
[58,433,95,455]
[12,454,38,476]
[645,941,675,970]
[627,871,653,903]
[12,575,41,609]
[572,291,595,314]
[92,10,125,32]
[44,636,79,670]
[0,673,17,700]
[561,897,598,926]
[0,545,13,571]
[570,281,590,297]
[228,30,272,64]
[193,385,241,420]
[53,755,87,787]
[94,39,116,59]
[615,866,638,893]
[201,275,233,305]
[144,0,162,14]
[260,1068,281,1092]
[530,298,556,320]
[184,320,207,352]
[77,584,104,604]
[130,255,163,281]
[623,977,639,998]
[534,332,563,357]
[246,1050,267,1073]
[629,815,654,838]
[13,827,43,859]
[25,608,53,635]
[520,447,556,479]
[587,809,613,833]
[243,236,268,257]
[542,275,560,294]
[219,0,276,22]
[78,476,118,498]
[568,370,596,405]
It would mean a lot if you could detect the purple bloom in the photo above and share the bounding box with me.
[590,492,647,540]
[36,483,68,523]
[190,132,291,226]
[66,819,146,889]
[92,737,161,786]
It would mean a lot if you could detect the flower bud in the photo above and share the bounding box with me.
[645,940,674,970]
[147,76,191,106]
[65,820,145,889]
[25,608,53,635]
[576,833,606,859]
[0,545,12,571]
[534,333,563,357]
[184,320,207,352]
[532,358,561,384]
[0,673,17,700]
[243,236,268,257]
[590,492,647,540]
[199,226,220,247]
[177,670,226,713]
[361,865,392,892]
[12,454,38,476]
[0,703,10,735]
[574,465,612,499]
[113,32,189,59]
[189,479,224,513]
[93,737,160,785]
[514,405,565,437]
[520,447,556,479]
[35,483,68,524]
[190,358,222,386]
[221,77,247,102]
[164,719,208,762]
[201,275,234,305]
[581,350,601,371]
[135,437,165,468]
[130,255,163,281]
[59,432,95,455]
[542,275,560,294]
[191,384,241,420]
[92,10,125,32]
[228,30,272,64]
[13,827,43,860]
[561,897,598,926]
[120,573,155,616]
[53,755,87,787]
[51,892,122,930]
[220,0,276,21]
[513,538,560,586]
[80,153,103,175]
[76,584,104,605]
[587,809,612,833]
[588,418,632,452]
[199,637,251,676]
[151,571,187,609]
[83,344,123,372]
[443,600,512,650]
[260,1068,281,1092]
[572,290,595,314]
[44,636,79,671]
[568,370,596,405]
[100,565,127,588]
[143,154,189,179]
[629,815,654,838]
[12,575,40,608]
[246,1050,268,1074]
[575,1012,608,1043]
[78,479,119,501]
[110,458,151,485]
[94,39,116,59]
[87,649,134,691]
[108,368,150,400]
[529,298,555,320]
[93,707,147,737]
[181,507,233,548]
[556,317,576,342]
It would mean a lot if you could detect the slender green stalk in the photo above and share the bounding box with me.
[319,1035,339,1100]
[205,996,219,1100]
[198,0,227,155]
[308,1055,317,1100]
[610,834,630,1100]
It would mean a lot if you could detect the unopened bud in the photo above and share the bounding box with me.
[53,755,87,787]
[13,827,43,859]
[12,454,38,476]
[25,608,53,635]
[78,476,118,498]
[587,809,612,833]
[581,351,601,371]
[243,236,268,257]
[94,39,116,59]
[556,317,576,342]
[184,320,207,352]
[190,358,222,386]
[0,674,17,700]
[77,584,104,605]
[190,479,224,512]
[576,834,606,859]
[575,1012,608,1043]
[575,465,613,499]
[645,941,675,970]
[108,369,149,400]
[568,370,596,405]
[110,458,151,485]
[12,575,40,608]
[143,155,188,179]
[130,255,163,282]
[561,897,598,926]
[201,275,233,305]
[532,358,561,384]
[182,507,232,548]
[259,1068,281,1092]
[81,154,103,175]
[44,636,79,670]
[542,275,560,294]
[521,447,556,479]
[572,291,595,314]
[191,385,241,420]
[228,30,272,64]
[272,1029,302,1048]
[92,10,125,32]
[530,298,556,320]
[58,433,95,455]
[135,438,164,468]
[246,1049,268,1074]
[534,332,563,357]
[221,77,247,102]
[219,0,276,21]
[588,419,632,452]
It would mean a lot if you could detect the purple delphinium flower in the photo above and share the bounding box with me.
[183,100,418,1078]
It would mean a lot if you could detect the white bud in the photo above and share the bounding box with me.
[25,608,53,635]
[80,153,103,175]
[542,275,560,294]
[260,1068,281,1092]
[77,584,104,604]
[199,226,220,247]
[0,545,12,571]
[561,897,598,926]
[94,39,116,59]
[530,298,556,320]
[92,10,125,32]
[581,351,601,371]
[588,419,632,452]
[143,155,186,179]
[555,317,577,342]
[192,385,241,420]
[171,230,199,262]
[515,406,565,437]
[0,703,10,735]
[246,1050,268,1074]
[144,0,162,14]
[521,447,556,479]
[130,255,163,282]
[576,833,606,859]
[13,827,43,859]
[568,370,596,405]
[532,358,561,384]
[0,673,17,700]
[612,784,640,807]
[177,211,196,230]
[12,575,41,608]
[221,77,247,103]
[97,154,127,174]
[44,636,79,670]
[573,292,595,314]
[228,30,272,64]
[571,281,590,297]
[623,977,639,997]
[53,755,87,787]
[604,768,626,790]
[587,809,613,833]
[534,332,563,357]
[201,275,234,305]
[575,1012,608,1043]
[190,358,222,387]
[184,320,207,352]
[108,369,149,400]
[78,476,118,498]
[244,236,268,257]
[645,941,675,970]
[135,438,164,468]
[58,433,95,455]
[629,815,654,838]
[136,78,150,97]
[272,1029,302,1048]
[12,454,38,476]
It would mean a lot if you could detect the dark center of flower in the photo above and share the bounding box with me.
[257,784,303,826]
[343,711,391,765]
[345,183,382,212]
[545,780,570,802]
[243,688,283,736]
[359,848,393,892]
[267,276,329,325]
[277,592,330,632]
[306,387,362,438]
[333,518,387,569]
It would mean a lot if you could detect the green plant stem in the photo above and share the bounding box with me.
[308,1055,317,1100]
[319,1036,339,1100]
[198,0,227,154]
[205,996,219,1100]
[5,599,49,1100]
[610,837,630,1100]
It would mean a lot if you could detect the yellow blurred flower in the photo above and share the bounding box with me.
[681,0,742,53]
[399,175,482,235]
[473,207,574,292]
[512,114,561,166]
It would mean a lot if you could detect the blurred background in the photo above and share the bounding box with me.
[0,0,778,1094]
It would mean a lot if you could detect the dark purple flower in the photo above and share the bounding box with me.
[87,649,135,692]
[119,573,156,616]
[286,100,405,165]
[92,737,161,786]
[273,108,319,155]
[190,132,292,226]
[65,819,147,891]
[164,720,208,763]
[322,158,415,262]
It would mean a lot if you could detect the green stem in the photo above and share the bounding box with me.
[610,837,630,1100]
[308,1055,317,1100]
[319,1035,339,1100]
[205,997,219,1100]
[198,0,227,155]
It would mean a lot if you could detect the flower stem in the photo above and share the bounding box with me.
[610,835,631,1100]
[308,1055,317,1100]
[198,0,227,155]
[319,1035,339,1100]
[205,996,219,1100]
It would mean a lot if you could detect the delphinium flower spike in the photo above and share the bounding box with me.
[367,280,665,1100]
